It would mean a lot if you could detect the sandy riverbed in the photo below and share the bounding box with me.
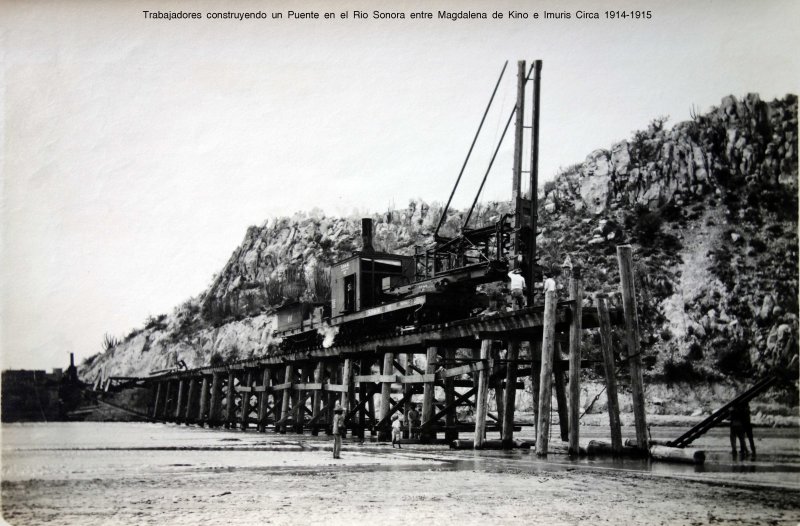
[2,422,799,525]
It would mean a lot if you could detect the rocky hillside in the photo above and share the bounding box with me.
[83,93,798,390]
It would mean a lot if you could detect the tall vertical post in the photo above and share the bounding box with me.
[444,349,458,442]
[553,358,569,441]
[342,358,353,414]
[257,368,271,432]
[402,354,411,439]
[294,365,306,434]
[240,370,253,430]
[491,347,504,428]
[280,364,293,434]
[162,381,173,420]
[512,60,526,259]
[379,352,394,441]
[198,376,210,425]
[568,266,583,455]
[174,379,186,422]
[527,60,542,306]
[273,368,284,433]
[225,370,236,429]
[184,377,197,424]
[209,372,221,427]
[536,289,557,456]
[473,339,492,449]
[421,347,438,442]
[502,341,519,446]
[617,245,648,450]
[596,294,623,455]
[152,381,163,419]
[530,340,541,438]
[311,362,323,435]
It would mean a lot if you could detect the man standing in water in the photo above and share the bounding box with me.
[332,401,345,459]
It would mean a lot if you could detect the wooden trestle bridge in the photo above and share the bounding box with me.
[134,246,649,455]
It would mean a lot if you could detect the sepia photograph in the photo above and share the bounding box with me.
[2,0,799,524]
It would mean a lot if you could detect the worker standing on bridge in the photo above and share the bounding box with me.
[508,268,526,310]
[332,401,345,459]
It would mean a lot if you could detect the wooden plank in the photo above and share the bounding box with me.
[273,382,292,391]
[257,368,271,431]
[322,383,348,393]
[235,386,253,393]
[398,374,435,384]
[438,361,487,379]
[294,383,323,390]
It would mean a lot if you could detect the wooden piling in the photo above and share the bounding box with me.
[198,376,210,425]
[225,370,236,429]
[596,294,622,455]
[184,377,197,424]
[553,354,569,442]
[294,365,306,433]
[444,349,458,442]
[617,244,648,451]
[492,346,504,430]
[378,352,394,441]
[209,372,222,427]
[421,346,438,442]
[536,289,557,456]
[174,379,186,422]
[501,341,519,446]
[279,364,293,434]
[152,381,163,419]
[568,266,583,455]
[311,362,323,435]
[162,381,173,420]
[240,370,252,430]
[530,340,541,438]
[257,368,271,432]
[473,338,492,449]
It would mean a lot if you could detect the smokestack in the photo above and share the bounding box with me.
[70,353,74,367]
[361,218,375,253]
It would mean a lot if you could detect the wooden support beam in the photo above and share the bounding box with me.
[208,372,222,427]
[618,244,648,451]
[421,346,438,442]
[183,377,197,424]
[292,366,304,433]
[568,267,583,455]
[225,370,236,428]
[444,349,458,442]
[152,381,163,419]
[501,341,519,446]
[198,376,210,425]
[491,347,504,436]
[554,358,569,442]
[423,386,476,427]
[342,358,354,422]
[373,391,413,430]
[378,352,394,441]
[162,381,173,421]
[257,368,272,432]
[174,379,186,422]
[272,369,283,433]
[536,289,557,456]
[279,365,293,434]
[597,295,623,455]
[473,339,492,449]
[311,362,323,435]
[530,340,541,438]
[240,371,253,430]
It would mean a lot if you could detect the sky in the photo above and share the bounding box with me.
[2,0,799,370]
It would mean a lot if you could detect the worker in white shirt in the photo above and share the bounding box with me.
[508,269,526,310]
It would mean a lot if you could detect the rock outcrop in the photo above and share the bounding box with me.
[82,94,798,386]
